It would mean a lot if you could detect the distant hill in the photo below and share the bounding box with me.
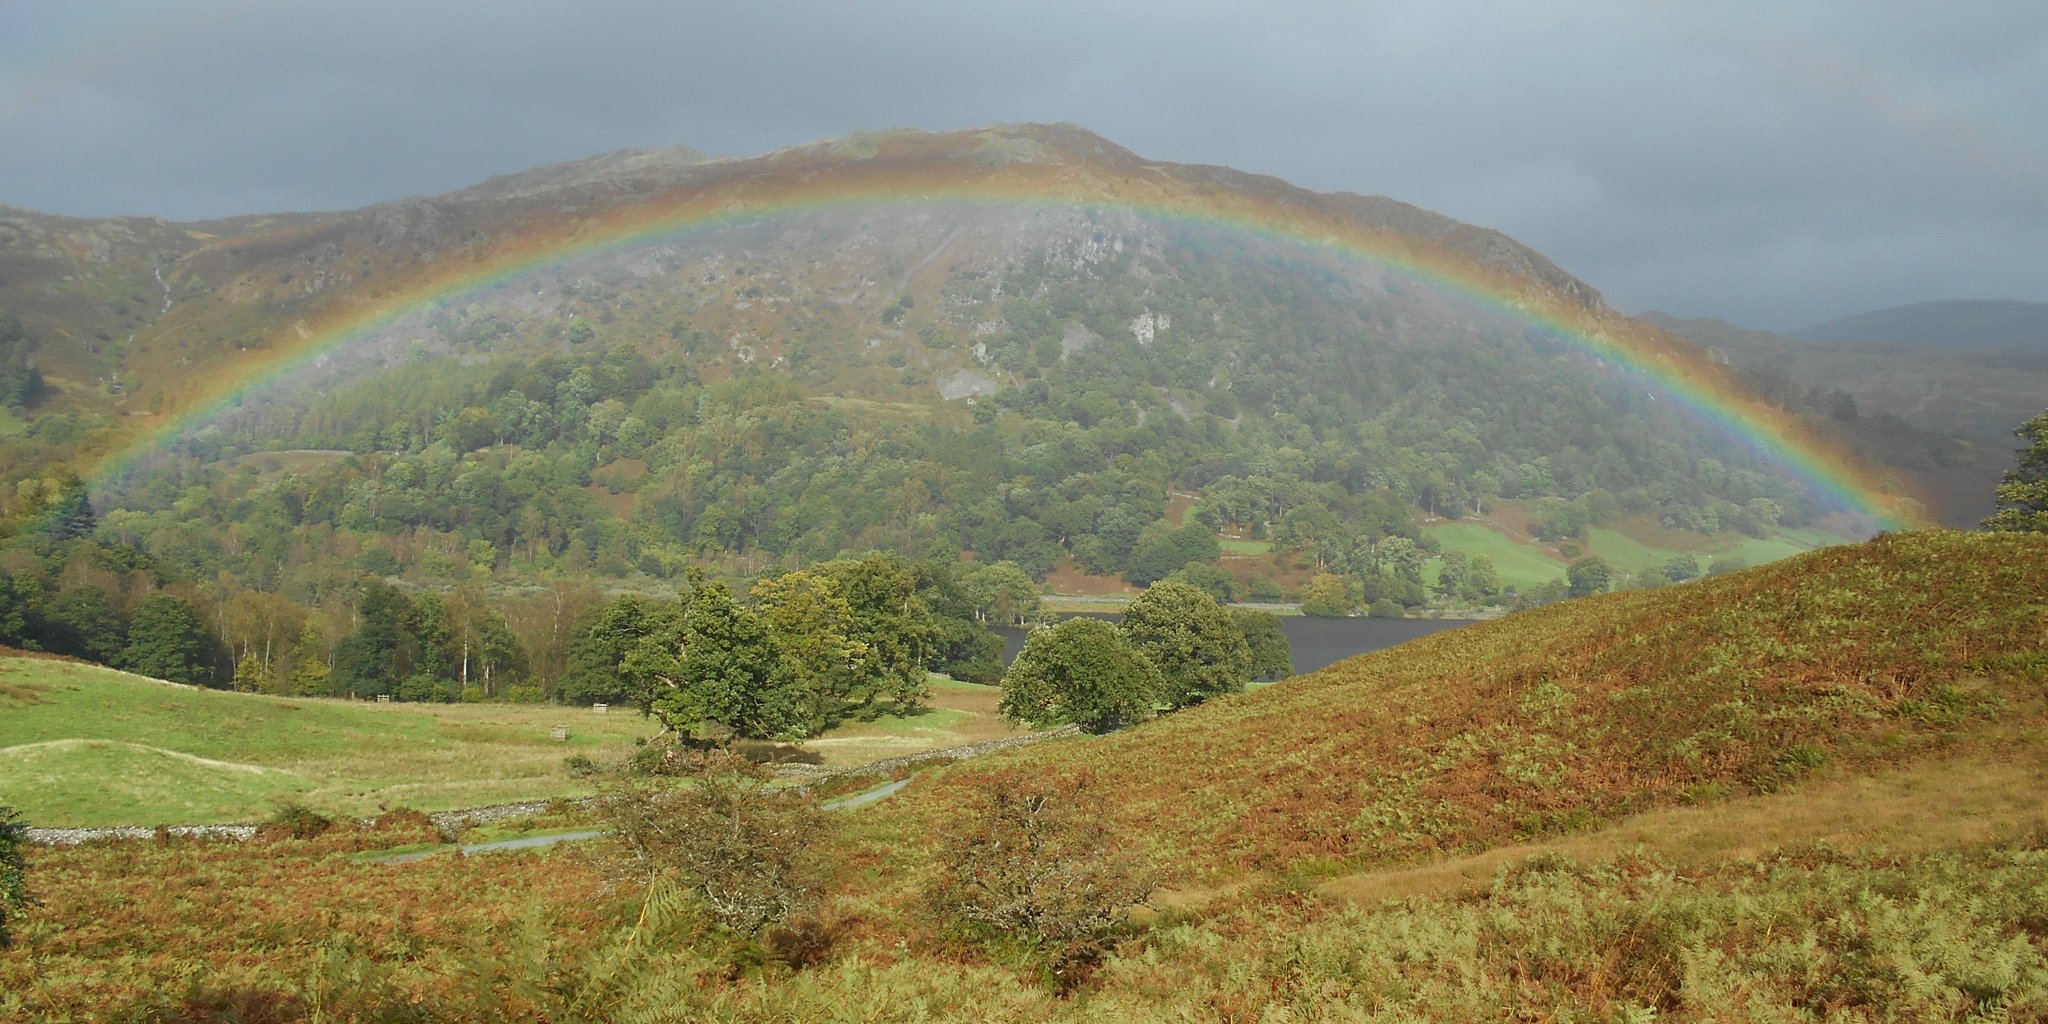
[1644,310,2040,525]
[1793,299,2048,351]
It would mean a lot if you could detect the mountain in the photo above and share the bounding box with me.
[1793,298,2048,351]
[0,125,1926,643]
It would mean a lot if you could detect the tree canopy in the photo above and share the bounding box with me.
[1984,410,2048,533]
[1000,617,1163,733]
[1118,581,1252,710]
[628,582,808,741]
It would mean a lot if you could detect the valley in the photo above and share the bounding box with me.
[0,122,2043,1021]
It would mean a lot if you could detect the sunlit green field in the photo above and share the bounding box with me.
[1423,521,1568,590]
[0,658,1018,826]
[1584,526,1833,577]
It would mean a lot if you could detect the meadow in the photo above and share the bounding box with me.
[0,657,1019,826]
[1423,520,1569,590]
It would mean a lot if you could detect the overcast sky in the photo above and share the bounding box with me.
[4,0,2044,329]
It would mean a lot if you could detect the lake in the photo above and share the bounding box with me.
[996,613,1475,676]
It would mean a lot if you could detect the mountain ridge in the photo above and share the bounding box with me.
[1792,298,2048,350]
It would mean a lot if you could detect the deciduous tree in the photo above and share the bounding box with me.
[961,560,1041,626]
[1000,617,1162,733]
[629,582,807,740]
[1229,608,1293,680]
[1984,410,2048,533]
[1119,581,1251,710]
[1566,556,1614,598]
[1298,573,1353,617]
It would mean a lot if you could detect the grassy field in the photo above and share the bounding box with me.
[0,658,663,825]
[1423,521,1568,590]
[0,659,1017,826]
[1218,537,1274,555]
[768,676,1021,770]
[1585,524,1834,576]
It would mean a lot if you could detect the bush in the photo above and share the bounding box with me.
[597,750,830,936]
[929,781,1155,951]
[262,802,334,840]
[626,736,699,776]
[0,805,27,948]
[564,753,602,777]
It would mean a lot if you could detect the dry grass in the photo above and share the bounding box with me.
[1324,743,2048,904]
[879,531,2048,881]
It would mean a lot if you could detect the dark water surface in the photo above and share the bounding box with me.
[997,613,1474,676]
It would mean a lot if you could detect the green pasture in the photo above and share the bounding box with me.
[0,657,657,827]
[1423,522,1568,591]
[0,659,1018,827]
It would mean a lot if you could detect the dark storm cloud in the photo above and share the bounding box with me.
[4,0,2044,328]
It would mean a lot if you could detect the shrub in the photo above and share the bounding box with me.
[596,750,830,937]
[0,805,27,948]
[262,802,334,840]
[929,781,1156,951]
[564,753,602,777]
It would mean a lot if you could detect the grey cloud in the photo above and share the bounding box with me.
[3,0,2044,328]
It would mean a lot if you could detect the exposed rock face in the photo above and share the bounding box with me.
[937,368,1001,400]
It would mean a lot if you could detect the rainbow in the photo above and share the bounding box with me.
[78,144,1929,530]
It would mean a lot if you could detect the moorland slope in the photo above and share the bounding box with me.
[889,530,2048,878]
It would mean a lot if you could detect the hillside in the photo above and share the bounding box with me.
[0,126,1932,682]
[881,530,2048,878]
[1794,298,2048,351]
[8,530,2047,1020]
